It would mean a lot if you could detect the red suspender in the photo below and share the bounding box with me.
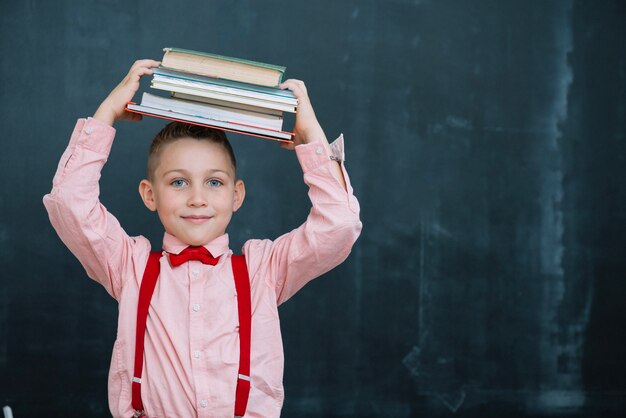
[231,255,252,417]
[132,251,161,415]
[131,252,252,417]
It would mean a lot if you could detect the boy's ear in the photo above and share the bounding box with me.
[232,179,246,212]
[138,179,157,212]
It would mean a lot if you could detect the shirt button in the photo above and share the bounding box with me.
[85,127,93,134]
[193,304,201,312]
[193,350,201,359]
[191,268,199,276]
[315,146,323,155]
[200,400,208,408]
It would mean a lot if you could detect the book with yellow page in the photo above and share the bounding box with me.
[160,48,286,87]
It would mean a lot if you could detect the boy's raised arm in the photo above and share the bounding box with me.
[43,60,159,299]
[245,80,362,304]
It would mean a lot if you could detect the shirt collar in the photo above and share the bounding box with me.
[162,232,231,258]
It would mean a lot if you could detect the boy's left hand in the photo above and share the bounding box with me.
[279,79,327,149]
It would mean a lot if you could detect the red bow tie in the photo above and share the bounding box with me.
[168,246,220,267]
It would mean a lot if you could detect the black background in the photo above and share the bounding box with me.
[1,1,625,417]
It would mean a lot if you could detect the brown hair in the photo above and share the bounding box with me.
[147,122,236,180]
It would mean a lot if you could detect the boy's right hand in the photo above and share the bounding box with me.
[93,59,160,126]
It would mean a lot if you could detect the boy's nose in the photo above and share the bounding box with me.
[187,186,208,207]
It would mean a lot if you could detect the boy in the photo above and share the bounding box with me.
[44,59,361,417]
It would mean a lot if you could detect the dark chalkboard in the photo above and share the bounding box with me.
[1,1,625,417]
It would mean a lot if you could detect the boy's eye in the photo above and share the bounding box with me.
[171,179,187,187]
[208,179,222,187]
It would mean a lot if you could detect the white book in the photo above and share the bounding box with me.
[172,92,284,117]
[126,96,293,141]
[152,68,297,105]
[139,92,283,131]
[151,80,297,113]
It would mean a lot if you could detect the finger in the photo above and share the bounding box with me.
[280,79,306,94]
[280,79,305,87]
[120,111,143,122]
[126,60,160,82]
[136,67,156,78]
[130,59,161,71]
[129,65,156,79]
[121,66,156,90]
[280,140,296,150]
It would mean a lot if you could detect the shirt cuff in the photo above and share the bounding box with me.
[295,135,345,173]
[69,117,117,156]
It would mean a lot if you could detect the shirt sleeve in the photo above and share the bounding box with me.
[243,135,363,305]
[43,118,150,300]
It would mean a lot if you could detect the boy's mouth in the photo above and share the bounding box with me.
[182,215,212,224]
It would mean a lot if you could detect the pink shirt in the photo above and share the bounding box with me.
[43,118,362,418]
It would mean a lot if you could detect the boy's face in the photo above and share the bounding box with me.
[139,138,245,246]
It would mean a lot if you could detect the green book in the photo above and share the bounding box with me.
[161,48,287,87]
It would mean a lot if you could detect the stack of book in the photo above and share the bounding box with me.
[126,48,297,142]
